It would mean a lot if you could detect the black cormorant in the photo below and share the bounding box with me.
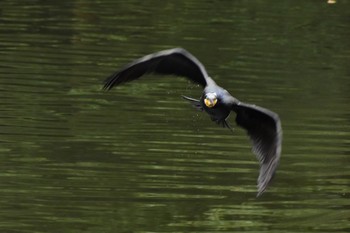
[103,48,282,197]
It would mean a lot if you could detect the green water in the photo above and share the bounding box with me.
[0,1,349,232]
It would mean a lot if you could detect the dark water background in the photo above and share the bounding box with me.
[0,1,349,232]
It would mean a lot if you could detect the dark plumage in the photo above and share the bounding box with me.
[103,48,282,196]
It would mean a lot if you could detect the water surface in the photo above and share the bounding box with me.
[0,1,349,232]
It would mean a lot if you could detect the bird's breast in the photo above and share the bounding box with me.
[201,100,230,121]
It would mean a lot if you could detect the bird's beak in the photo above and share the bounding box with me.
[204,97,217,108]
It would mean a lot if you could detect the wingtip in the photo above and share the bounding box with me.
[256,183,267,197]
[102,85,111,91]
[102,80,112,91]
[256,158,279,197]
[102,74,117,91]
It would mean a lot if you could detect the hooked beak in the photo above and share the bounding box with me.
[204,96,217,108]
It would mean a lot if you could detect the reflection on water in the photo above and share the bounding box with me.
[0,0,349,232]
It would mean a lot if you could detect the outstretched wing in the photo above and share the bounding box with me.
[232,102,282,196]
[103,48,211,90]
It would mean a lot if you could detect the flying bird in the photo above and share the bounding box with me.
[103,48,282,196]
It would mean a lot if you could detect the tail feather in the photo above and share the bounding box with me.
[182,95,203,111]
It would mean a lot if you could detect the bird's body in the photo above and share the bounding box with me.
[103,48,282,196]
[203,87,236,125]
[184,86,237,128]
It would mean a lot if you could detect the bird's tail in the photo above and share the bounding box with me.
[181,95,203,111]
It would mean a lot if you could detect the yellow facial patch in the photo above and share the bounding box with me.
[204,97,217,108]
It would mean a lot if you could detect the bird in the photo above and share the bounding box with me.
[103,48,282,197]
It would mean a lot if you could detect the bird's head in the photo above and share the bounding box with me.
[204,92,218,108]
